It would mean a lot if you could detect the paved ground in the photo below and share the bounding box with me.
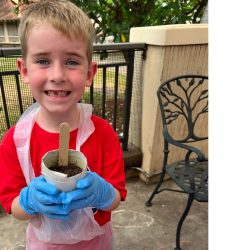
[0,177,208,250]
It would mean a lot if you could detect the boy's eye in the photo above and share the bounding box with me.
[36,59,49,65]
[67,60,79,66]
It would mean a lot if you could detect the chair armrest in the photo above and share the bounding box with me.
[163,125,206,162]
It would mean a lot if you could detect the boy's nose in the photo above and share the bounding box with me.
[49,63,66,83]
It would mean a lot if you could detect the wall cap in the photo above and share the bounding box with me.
[130,24,208,46]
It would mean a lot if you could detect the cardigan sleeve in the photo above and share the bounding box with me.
[0,127,27,214]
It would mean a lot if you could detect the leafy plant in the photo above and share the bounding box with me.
[13,0,208,43]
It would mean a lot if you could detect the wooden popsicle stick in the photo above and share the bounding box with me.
[58,122,70,167]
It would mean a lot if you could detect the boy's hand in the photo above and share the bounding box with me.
[19,176,69,220]
[62,172,115,211]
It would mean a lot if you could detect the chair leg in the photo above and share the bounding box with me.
[174,194,194,250]
[145,166,166,207]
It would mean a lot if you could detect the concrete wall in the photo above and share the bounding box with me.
[129,24,208,181]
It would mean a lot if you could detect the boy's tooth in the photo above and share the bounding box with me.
[59,91,67,96]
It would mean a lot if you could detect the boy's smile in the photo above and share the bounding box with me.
[17,23,97,129]
[45,90,71,97]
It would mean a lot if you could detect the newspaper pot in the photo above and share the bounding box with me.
[41,149,87,192]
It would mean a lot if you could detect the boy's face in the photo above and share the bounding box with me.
[17,23,96,116]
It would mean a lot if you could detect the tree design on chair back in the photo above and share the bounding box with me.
[158,75,208,144]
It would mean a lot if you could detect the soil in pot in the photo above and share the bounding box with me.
[49,163,82,177]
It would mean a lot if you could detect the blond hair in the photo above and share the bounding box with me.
[18,0,95,62]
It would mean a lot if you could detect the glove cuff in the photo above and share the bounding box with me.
[97,183,116,210]
[19,187,38,215]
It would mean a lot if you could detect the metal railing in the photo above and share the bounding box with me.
[0,43,146,150]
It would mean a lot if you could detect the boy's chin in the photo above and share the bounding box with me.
[42,104,78,115]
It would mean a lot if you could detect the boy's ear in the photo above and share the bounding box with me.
[17,58,29,84]
[85,62,97,87]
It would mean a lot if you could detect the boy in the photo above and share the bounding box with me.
[0,0,127,249]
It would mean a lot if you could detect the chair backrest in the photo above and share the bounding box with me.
[157,75,208,144]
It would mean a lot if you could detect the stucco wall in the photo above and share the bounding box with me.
[129,24,208,180]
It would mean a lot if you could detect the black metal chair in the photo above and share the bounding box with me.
[145,75,208,250]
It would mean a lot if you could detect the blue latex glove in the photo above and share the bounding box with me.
[61,171,115,211]
[19,176,69,220]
